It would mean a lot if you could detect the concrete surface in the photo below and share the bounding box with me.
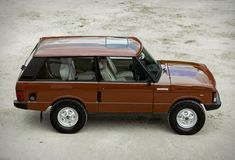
[0,0,235,160]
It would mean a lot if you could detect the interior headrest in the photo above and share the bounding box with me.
[99,59,107,69]
[60,58,73,64]
[99,62,104,69]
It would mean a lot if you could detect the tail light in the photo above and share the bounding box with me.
[16,90,24,101]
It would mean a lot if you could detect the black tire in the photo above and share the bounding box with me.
[50,99,87,133]
[169,100,205,135]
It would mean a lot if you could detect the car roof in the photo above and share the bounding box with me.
[33,36,143,57]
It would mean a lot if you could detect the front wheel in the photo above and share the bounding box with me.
[169,100,205,135]
[50,99,87,133]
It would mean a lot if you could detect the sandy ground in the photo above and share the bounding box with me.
[0,0,235,159]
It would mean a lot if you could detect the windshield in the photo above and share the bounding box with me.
[138,48,162,81]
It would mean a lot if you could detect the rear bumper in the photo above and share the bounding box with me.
[204,92,221,111]
[14,100,27,109]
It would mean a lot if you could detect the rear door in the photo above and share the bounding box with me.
[97,56,154,112]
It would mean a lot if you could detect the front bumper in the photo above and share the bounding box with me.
[14,100,27,109]
[204,92,221,110]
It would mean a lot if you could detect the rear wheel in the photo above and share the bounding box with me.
[169,100,205,135]
[50,99,87,133]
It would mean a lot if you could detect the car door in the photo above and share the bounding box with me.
[98,56,154,112]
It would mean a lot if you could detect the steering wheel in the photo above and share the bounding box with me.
[139,52,145,60]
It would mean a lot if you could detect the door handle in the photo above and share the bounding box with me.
[97,91,101,102]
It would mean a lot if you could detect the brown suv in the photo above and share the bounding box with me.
[14,36,221,135]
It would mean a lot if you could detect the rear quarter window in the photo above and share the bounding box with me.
[19,57,46,81]
[36,57,96,81]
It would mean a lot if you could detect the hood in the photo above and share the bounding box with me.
[160,60,216,91]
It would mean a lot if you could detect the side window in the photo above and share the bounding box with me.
[74,57,96,81]
[19,57,46,81]
[36,57,96,81]
[37,58,63,80]
[98,56,148,82]
[133,58,149,81]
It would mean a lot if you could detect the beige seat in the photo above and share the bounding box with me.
[60,58,76,80]
[106,57,133,79]
[60,58,96,81]
[99,59,125,81]
[77,71,96,81]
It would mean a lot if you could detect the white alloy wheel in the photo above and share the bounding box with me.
[176,108,198,128]
[57,107,79,127]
